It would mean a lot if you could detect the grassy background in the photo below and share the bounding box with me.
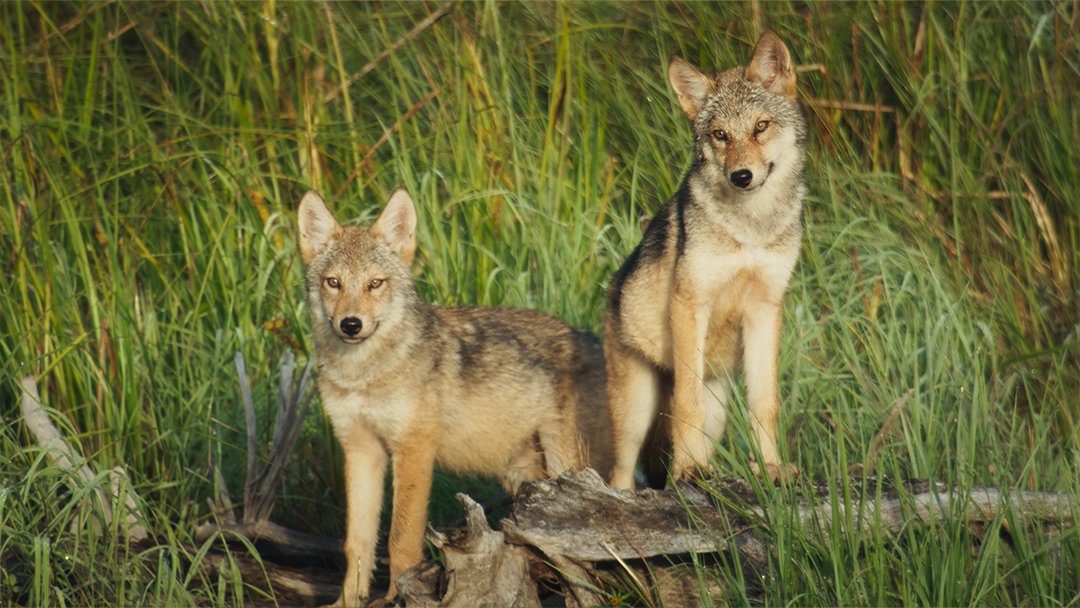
[1,1,1077,605]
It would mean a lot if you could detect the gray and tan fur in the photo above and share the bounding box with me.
[298,189,612,605]
[605,31,807,490]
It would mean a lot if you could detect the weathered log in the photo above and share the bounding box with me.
[502,468,766,563]
[503,468,1073,565]
[397,493,541,608]
[193,518,343,560]
[19,375,148,542]
[395,468,1075,606]
[234,350,317,526]
[200,551,341,606]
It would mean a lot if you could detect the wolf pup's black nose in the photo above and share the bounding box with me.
[340,317,363,336]
[730,169,753,189]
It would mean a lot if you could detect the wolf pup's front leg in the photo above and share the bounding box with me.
[337,424,388,607]
[668,289,714,482]
[742,300,796,482]
[384,427,439,599]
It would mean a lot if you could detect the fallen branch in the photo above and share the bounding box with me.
[193,518,342,560]
[237,351,316,525]
[808,97,896,113]
[505,469,1073,563]
[199,551,341,606]
[336,86,443,197]
[19,375,148,542]
[197,351,329,555]
[398,468,1075,607]
[323,3,454,104]
[399,494,541,608]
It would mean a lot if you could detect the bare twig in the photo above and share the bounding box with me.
[104,20,138,44]
[194,518,342,559]
[1016,171,1070,301]
[30,0,117,53]
[808,98,896,113]
[850,387,915,477]
[323,3,454,104]
[796,63,827,75]
[601,540,651,603]
[235,352,259,520]
[19,375,148,541]
[750,0,763,39]
[336,86,443,197]
[247,352,317,524]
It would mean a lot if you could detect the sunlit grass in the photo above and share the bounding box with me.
[1,1,1076,605]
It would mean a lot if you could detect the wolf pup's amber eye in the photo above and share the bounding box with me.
[367,278,384,291]
[325,277,341,289]
[711,129,728,142]
[754,120,770,134]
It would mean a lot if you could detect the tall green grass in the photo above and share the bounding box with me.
[1,1,1076,605]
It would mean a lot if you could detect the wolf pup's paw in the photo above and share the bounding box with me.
[752,461,800,484]
[670,461,713,486]
[324,593,383,608]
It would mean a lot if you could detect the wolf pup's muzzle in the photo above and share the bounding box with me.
[730,169,753,189]
[340,316,363,336]
[330,315,377,343]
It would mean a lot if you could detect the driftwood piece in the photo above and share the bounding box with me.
[196,351,326,555]
[503,468,1074,564]
[397,468,1075,606]
[502,468,765,563]
[193,518,342,560]
[200,551,341,606]
[236,351,316,525]
[398,494,540,608]
[19,375,148,542]
[192,351,344,604]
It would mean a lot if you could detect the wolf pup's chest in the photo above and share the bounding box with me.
[681,240,799,299]
[319,379,419,442]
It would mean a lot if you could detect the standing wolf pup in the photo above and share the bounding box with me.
[298,189,610,606]
[605,31,807,490]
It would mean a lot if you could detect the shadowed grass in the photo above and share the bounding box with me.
[1,1,1076,605]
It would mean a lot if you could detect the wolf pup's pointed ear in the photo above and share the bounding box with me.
[373,189,418,266]
[746,31,796,100]
[298,190,341,263]
[668,56,715,120]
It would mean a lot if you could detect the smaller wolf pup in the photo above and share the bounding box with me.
[298,189,610,606]
[605,31,806,490]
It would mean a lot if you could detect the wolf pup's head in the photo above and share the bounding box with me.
[298,189,417,347]
[669,31,806,200]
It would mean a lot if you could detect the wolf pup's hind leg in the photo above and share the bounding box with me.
[605,339,662,491]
